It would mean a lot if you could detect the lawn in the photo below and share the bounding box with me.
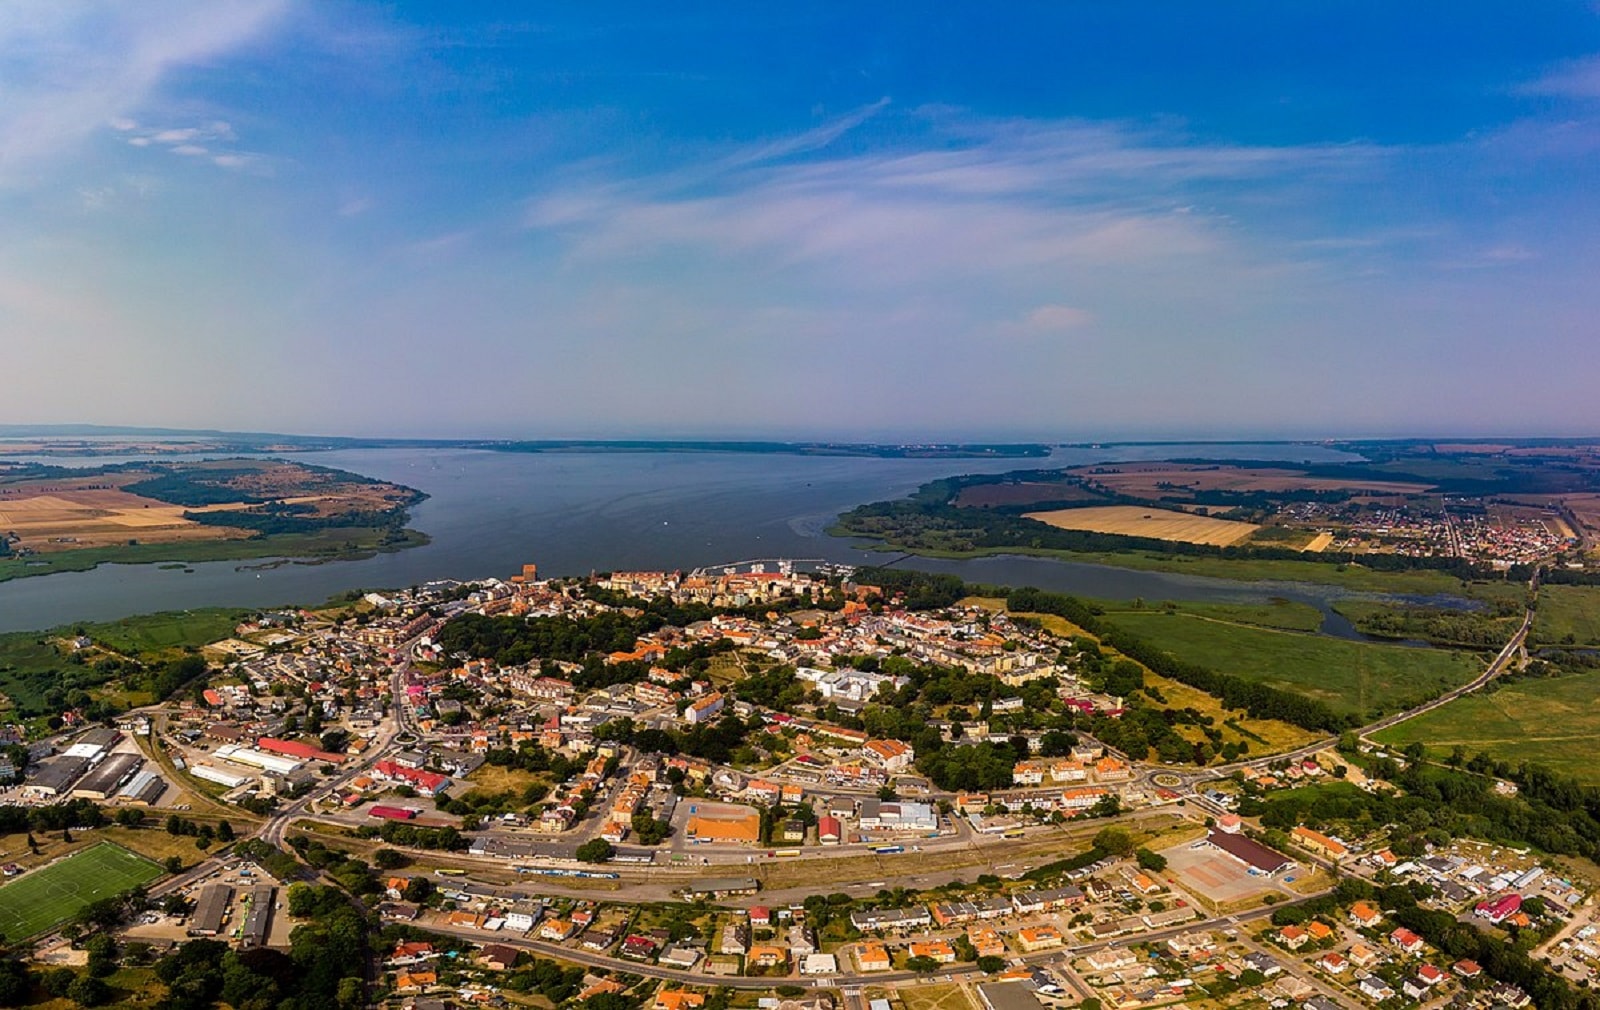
[0,843,165,941]
[98,826,218,869]
[465,764,550,794]
[1532,584,1600,647]
[83,608,247,657]
[899,984,976,1010]
[1105,611,1484,719]
[1371,670,1600,782]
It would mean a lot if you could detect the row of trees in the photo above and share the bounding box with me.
[1005,586,1352,732]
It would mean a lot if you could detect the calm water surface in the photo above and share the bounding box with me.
[0,444,1370,631]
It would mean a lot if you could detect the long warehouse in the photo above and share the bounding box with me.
[239,886,275,948]
[72,753,144,801]
[189,884,233,937]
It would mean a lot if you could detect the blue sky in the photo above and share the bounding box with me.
[3,2,1600,440]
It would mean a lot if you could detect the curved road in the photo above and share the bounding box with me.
[1146,577,1537,794]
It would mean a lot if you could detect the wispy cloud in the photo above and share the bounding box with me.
[1019,304,1094,332]
[1515,54,1600,99]
[0,1,288,181]
[521,112,1378,303]
[721,97,892,169]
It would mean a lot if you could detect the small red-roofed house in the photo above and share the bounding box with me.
[1391,927,1425,954]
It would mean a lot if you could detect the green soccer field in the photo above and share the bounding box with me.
[0,843,165,941]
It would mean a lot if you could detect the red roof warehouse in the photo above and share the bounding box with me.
[256,737,347,764]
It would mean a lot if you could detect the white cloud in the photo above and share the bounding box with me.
[112,117,260,171]
[0,1,288,181]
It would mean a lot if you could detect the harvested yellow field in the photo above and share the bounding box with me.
[0,488,243,550]
[1023,505,1259,546]
[1302,531,1335,552]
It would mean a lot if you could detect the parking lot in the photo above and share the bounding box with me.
[1160,842,1273,904]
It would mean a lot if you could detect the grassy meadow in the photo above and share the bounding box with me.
[1372,669,1600,782]
[1104,610,1483,719]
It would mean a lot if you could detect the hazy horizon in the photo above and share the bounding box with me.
[6,420,1600,447]
[4,4,1599,437]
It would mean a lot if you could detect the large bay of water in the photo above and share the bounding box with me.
[0,443,1370,632]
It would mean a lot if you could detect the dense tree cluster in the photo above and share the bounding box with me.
[1337,601,1523,649]
[1252,753,1600,867]
[0,798,106,835]
[735,665,812,710]
[849,567,969,610]
[438,603,734,692]
[364,822,467,851]
[438,610,664,667]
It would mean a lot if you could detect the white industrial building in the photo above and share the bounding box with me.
[191,764,252,789]
[213,745,303,776]
[794,667,907,702]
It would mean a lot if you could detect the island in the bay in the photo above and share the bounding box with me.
[0,457,427,581]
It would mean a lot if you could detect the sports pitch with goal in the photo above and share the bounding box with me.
[0,843,165,941]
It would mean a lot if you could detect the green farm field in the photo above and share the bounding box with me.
[1105,611,1484,719]
[0,843,164,941]
[0,608,248,716]
[1531,584,1600,647]
[1372,671,1600,782]
[76,608,246,657]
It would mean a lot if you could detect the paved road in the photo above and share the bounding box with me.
[423,883,1332,988]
